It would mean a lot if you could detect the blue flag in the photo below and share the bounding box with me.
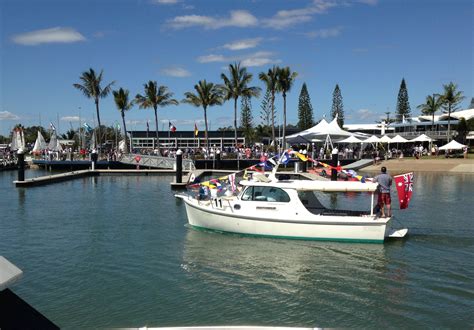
[280,151,291,165]
[83,123,93,132]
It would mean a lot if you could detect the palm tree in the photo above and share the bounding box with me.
[259,66,279,149]
[135,81,178,153]
[440,82,464,142]
[113,88,134,153]
[221,62,261,148]
[182,80,224,151]
[277,66,298,149]
[417,94,443,132]
[73,68,114,146]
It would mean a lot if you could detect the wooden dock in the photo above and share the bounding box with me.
[14,169,190,188]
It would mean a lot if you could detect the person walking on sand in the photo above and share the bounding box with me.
[373,166,393,218]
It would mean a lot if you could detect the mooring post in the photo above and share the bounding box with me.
[91,150,98,171]
[215,150,221,169]
[17,149,25,182]
[331,149,338,181]
[176,149,183,183]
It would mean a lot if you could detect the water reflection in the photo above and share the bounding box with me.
[181,229,389,295]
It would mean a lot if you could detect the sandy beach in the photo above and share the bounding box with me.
[361,157,474,174]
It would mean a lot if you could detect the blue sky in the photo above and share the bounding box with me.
[0,0,472,135]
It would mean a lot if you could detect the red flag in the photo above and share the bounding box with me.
[394,172,414,209]
[169,121,176,133]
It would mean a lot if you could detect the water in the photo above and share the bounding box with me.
[1,170,473,328]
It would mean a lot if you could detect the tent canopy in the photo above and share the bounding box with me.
[287,135,312,144]
[410,134,435,142]
[338,135,363,143]
[390,135,409,143]
[363,135,381,143]
[379,135,392,143]
[438,140,466,150]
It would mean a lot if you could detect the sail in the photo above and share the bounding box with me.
[11,128,25,151]
[90,130,97,149]
[48,130,62,151]
[33,131,47,153]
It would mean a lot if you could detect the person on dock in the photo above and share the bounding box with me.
[373,166,393,218]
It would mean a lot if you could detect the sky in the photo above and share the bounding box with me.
[0,0,472,136]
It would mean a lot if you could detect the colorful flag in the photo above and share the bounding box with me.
[280,151,291,165]
[169,121,176,133]
[50,122,56,131]
[228,173,236,192]
[394,172,414,209]
[194,123,199,137]
[83,123,93,132]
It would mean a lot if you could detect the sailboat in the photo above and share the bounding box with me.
[32,131,47,155]
[10,128,26,151]
[48,130,63,152]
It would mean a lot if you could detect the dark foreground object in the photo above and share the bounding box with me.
[0,288,59,329]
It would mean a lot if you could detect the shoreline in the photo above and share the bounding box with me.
[360,157,474,174]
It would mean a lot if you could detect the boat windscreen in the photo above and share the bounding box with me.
[298,191,326,214]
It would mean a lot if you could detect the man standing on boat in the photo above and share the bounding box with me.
[373,166,393,217]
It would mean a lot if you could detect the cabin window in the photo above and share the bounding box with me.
[241,186,290,203]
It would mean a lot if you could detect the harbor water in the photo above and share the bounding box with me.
[1,170,473,328]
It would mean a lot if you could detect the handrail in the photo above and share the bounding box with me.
[119,153,195,170]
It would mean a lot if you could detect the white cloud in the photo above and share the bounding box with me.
[167,10,257,29]
[197,54,227,63]
[0,111,20,120]
[358,0,378,5]
[222,38,262,50]
[355,109,377,120]
[60,116,81,122]
[151,0,179,4]
[161,66,191,77]
[305,26,343,38]
[197,51,280,67]
[12,27,86,46]
[262,0,338,29]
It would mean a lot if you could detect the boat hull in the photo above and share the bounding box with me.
[181,199,388,243]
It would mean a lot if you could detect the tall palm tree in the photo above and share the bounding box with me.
[182,80,224,151]
[73,68,114,146]
[259,66,279,149]
[135,81,178,153]
[113,88,134,153]
[221,62,261,148]
[440,82,464,142]
[277,66,298,149]
[417,94,443,132]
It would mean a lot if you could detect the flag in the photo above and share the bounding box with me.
[169,121,176,133]
[146,121,149,134]
[280,151,291,165]
[83,123,93,132]
[228,173,236,192]
[115,122,120,130]
[194,122,199,137]
[394,172,414,209]
[50,122,56,131]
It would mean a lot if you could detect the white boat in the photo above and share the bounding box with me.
[175,175,408,243]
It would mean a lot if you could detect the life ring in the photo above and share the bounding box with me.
[189,173,196,183]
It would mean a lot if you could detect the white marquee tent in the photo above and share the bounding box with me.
[438,140,467,150]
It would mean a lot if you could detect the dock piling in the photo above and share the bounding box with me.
[17,149,25,182]
[176,149,183,184]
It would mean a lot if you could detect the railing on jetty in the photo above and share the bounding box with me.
[120,153,195,171]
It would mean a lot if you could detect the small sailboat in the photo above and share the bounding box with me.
[32,131,47,155]
[10,128,25,151]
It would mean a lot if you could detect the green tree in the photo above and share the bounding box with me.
[440,82,464,142]
[113,88,134,152]
[221,62,261,148]
[331,84,344,127]
[297,83,314,130]
[395,78,411,122]
[135,81,178,153]
[417,94,443,131]
[73,68,114,145]
[240,96,254,144]
[182,80,224,151]
[259,66,280,148]
[260,88,275,129]
[277,66,298,149]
